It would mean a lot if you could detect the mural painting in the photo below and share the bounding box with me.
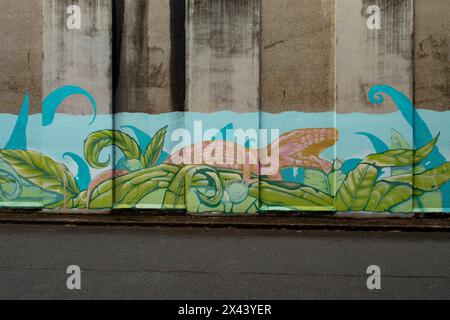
[0,85,449,214]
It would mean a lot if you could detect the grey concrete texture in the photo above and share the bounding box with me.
[336,0,414,114]
[261,0,335,113]
[186,0,260,113]
[114,0,176,114]
[0,0,43,114]
[0,1,449,115]
[43,0,112,115]
[414,0,450,111]
[0,224,449,299]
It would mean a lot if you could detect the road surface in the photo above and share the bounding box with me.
[0,224,449,299]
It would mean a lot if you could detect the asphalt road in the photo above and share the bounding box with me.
[0,224,449,300]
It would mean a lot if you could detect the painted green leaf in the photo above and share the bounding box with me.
[87,165,178,210]
[0,176,14,184]
[1,182,59,208]
[304,169,330,194]
[391,198,413,213]
[365,181,412,212]
[414,134,440,164]
[84,130,144,169]
[363,135,439,168]
[144,126,168,167]
[391,129,411,149]
[415,190,443,213]
[0,161,25,200]
[329,170,347,196]
[163,165,223,209]
[335,164,379,211]
[391,129,412,176]
[415,162,450,191]
[364,149,413,168]
[257,180,334,209]
[0,171,21,200]
[0,150,79,197]
[384,162,450,192]
[303,169,346,196]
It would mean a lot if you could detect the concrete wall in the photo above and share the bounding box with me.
[414,0,450,111]
[186,0,260,113]
[43,0,112,115]
[261,0,335,113]
[114,0,179,114]
[1,1,450,214]
[0,0,43,114]
[336,0,414,114]
[2,1,447,114]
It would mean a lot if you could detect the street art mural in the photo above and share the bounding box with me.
[0,85,449,214]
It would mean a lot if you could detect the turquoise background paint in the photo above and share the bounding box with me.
[1,84,449,212]
[1,109,449,173]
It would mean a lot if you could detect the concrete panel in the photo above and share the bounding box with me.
[336,0,414,213]
[336,0,414,114]
[414,0,450,111]
[114,0,181,113]
[185,0,261,214]
[42,0,113,211]
[261,0,335,113]
[186,0,260,113]
[0,0,43,114]
[43,0,112,115]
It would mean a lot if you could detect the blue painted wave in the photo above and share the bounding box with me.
[121,125,152,152]
[4,95,29,150]
[42,86,97,127]
[63,152,92,191]
[356,132,389,153]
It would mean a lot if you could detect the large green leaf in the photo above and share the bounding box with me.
[384,162,450,192]
[363,149,413,168]
[304,169,346,196]
[363,135,439,168]
[329,170,347,196]
[84,130,144,169]
[415,190,443,213]
[87,165,178,210]
[365,181,412,212]
[257,180,334,209]
[391,129,412,176]
[0,150,79,197]
[144,126,168,167]
[304,169,329,194]
[391,129,411,149]
[414,134,440,164]
[0,170,21,200]
[335,164,379,211]
[415,162,450,191]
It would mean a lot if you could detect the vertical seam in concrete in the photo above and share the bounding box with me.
[112,0,125,207]
[412,0,416,107]
[170,0,186,112]
[112,0,124,104]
